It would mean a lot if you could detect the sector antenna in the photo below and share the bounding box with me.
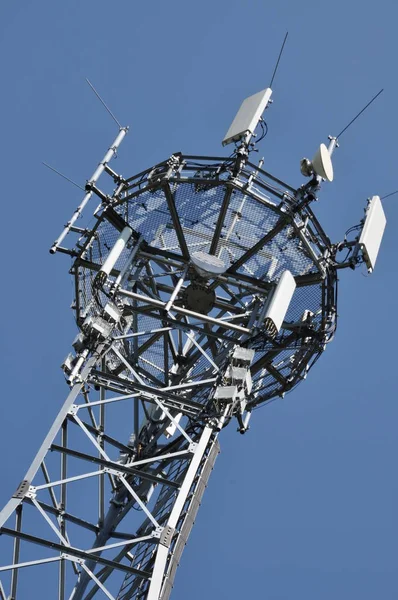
[0,75,387,600]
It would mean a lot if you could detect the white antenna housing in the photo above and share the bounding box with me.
[191,251,227,278]
[95,225,133,285]
[312,143,334,182]
[263,270,296,337]
[222,88,272,147]
[300,143,334,182]
[357,195,386,273]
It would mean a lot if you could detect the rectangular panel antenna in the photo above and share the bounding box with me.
[357,195,386,273]
[263,270,296,337]
[222,88,272,147]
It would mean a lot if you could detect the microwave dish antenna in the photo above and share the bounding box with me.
[300,143,334,182]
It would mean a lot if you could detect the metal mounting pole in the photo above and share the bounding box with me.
[50,128,128,254]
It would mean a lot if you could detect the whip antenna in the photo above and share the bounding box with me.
[42,162,85,191]
[381,189,398,200]
[336,88,384,139]
[86,77,123,129]
[269,31,288,88]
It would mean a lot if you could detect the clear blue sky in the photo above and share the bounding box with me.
[0,1,397,598]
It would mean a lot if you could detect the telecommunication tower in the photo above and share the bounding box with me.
[0,63,387,600]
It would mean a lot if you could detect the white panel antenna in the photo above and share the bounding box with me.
[263,270,296,337]
[357,195,386,273]
[222,88,272,147]
[95,225,133,286]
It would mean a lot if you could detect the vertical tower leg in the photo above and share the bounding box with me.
[117,427,219,600]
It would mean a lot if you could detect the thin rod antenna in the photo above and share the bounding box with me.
[86,78,122,129]
[269,32,288,88]
[381,189,398,200]
[336,89,384,139]
[42,162,85,191]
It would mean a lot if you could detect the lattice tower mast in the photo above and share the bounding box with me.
[0,80,386,600]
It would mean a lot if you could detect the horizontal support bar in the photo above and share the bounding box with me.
[75,392,140,410]
[91,370,205,413]
[85,534,156,555]
[0,527,150,579]
[114,327,173,340]
[119,288,250,334]
[34,469,105,491]
[245,160,297,193]
[50,445,180,489]
[24,497,99,535]
[0,555,62,573]
[122,305,238,343]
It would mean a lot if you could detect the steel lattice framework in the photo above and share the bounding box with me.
[0,85,382,599]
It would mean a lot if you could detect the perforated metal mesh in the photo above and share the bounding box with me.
[73,158,336,407]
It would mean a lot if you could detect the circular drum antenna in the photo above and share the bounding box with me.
[300,143,334,182]
[312,143,334,182]
[191,251,227,279]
